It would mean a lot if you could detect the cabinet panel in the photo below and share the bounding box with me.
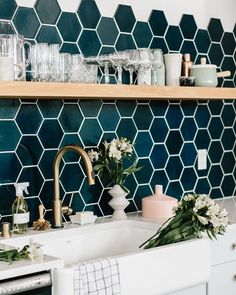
[169,284,206,295]
[208,260,236,295]
[211,227,236,265]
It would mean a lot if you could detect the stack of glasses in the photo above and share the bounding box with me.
[30,43,98,83]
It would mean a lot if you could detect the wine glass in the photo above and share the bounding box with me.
[137,48,152,85]
[124,49,140,84]
[151,49,164,85]
[97,54,111,84]
[109,51,129,84]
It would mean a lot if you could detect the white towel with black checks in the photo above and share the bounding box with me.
[74,257,121,295]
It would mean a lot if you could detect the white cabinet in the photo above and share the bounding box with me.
[169,284,206,295]
[208,225,236,295]
[208,261,236,295]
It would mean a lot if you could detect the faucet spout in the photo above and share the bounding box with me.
[52,145,95,228]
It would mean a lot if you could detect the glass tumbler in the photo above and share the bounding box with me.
[31,43,50,81]
[137,48,152,85]
[70,54,84,82]
[59,53,71,82]
[49,44,60,82]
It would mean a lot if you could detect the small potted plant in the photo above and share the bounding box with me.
[88,137,142,219]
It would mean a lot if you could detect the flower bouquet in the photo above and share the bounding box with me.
[88,137,142,219]
[140,193,229,249]
[88,137,142,190]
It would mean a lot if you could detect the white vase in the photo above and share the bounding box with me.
[108,184,130,220]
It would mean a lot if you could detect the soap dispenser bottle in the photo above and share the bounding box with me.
[12,182,30,234]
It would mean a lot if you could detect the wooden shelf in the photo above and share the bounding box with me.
[0,81,235,100]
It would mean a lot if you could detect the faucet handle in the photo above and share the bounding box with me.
[62,206,73,216]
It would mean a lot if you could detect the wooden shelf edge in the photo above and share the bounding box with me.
[0,81,235,100]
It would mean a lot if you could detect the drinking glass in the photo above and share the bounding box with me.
[124,49,140,84]
[137,48,152,85]
[151,49,164,85]
[97,54,111,84]
[49,44,60,82]
[84,64,98,83]
[70,54,84,82]
[58,53,71,82]
[109,51,129,84]
[31,43,49,81]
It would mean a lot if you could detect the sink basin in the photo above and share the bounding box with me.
[1,218,211,295]
[1,219,156,265]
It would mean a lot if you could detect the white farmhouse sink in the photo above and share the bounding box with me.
[0,218,211,295]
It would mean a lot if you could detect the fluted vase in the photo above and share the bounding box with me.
[108,184,130,220]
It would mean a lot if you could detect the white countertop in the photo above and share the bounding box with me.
[0,252,63,280]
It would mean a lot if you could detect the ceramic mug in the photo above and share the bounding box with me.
[164,53,183,86]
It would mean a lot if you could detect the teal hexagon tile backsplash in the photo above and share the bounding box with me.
[57,12,81,42]
[114,4,136,33]
[165,25,183,52]
[16,136,43,165]
[13,7,40,38]
[0,0,17,19]
[0,0,235,221]
[208,18,224,42]
[35,0,60,24]
[148,10,168,37]
[0,121,21,151]
[0,153,22,183]
[77,0,101,29]
[36,25,62,44]
[97,17,119,46]
[0,100,20,119]
[179,14,197,40]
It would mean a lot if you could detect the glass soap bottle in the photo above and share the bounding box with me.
[12,182,30,234]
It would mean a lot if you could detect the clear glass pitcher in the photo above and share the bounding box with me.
[0,34,31,81]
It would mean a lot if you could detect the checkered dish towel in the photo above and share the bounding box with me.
[74,257,121,295]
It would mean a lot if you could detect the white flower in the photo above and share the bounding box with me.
[119,140,128,151]
[120,139,133,154]
[103,141,109,151]
[194,195,209,210]
[206,203,220,217]
[209,216,222,228]
[197,215,208,225]
[27,240,44,262]
[109,145,122,160]
[219,208,228,218]
[183,194,195,201]
[88,150,100,162]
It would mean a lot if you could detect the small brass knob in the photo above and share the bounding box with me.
[232,243,236,250]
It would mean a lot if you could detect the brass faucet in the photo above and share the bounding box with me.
[52,145,95,228]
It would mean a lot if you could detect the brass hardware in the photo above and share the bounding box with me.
[232,243,236,250]
[1,222,11,238]
[52,145,95,228]
[233,274,236,281]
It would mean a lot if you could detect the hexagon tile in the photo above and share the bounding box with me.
[0,0,235,223]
